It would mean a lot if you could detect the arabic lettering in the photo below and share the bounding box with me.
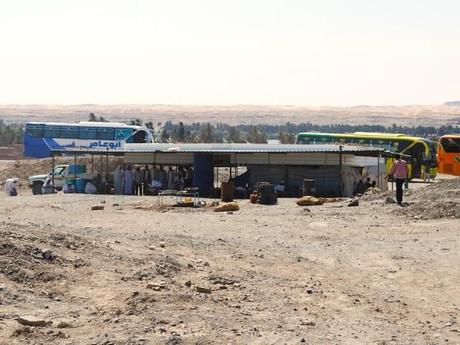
[88,141,122,149]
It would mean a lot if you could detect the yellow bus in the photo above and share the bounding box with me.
[437,134,460,176]
[296,132,438,179]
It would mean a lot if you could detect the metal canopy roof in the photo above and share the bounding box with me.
[50,143,386,155]
[125,143,385,154]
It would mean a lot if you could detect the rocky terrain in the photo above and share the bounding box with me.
[0,176,459,344]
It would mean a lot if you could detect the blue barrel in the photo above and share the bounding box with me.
[192,154,214,197]
[75,178,86,193]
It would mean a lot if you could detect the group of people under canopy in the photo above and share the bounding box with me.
[113,165,194,196]
[354,177,377,195]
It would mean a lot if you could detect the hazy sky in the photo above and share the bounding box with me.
[1,0,459,105]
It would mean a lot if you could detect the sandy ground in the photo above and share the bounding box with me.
[1,178,459,345]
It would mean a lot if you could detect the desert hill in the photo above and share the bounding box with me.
[1,104,460,126]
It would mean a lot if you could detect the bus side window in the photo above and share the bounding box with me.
[61,126,79,139]
[43,126,62,138]
[79,127,97,140]
[26,125,44,137]
[97,128,115,140]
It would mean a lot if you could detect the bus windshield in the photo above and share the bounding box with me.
[440,137,460,153]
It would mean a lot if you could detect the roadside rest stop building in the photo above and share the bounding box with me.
[50,143,389,198]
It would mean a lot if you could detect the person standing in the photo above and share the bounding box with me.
[142,165,152,195]
[423,164,431,183]
[185,167,193,188]
[167,166,175,190]
[123,165,134,195]
[114,166,124,195]
[133,166,143,195]
[385,154,409,205]
[5,178,19,196]
[158,165,167,188]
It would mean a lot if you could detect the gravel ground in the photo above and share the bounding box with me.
[0,183,459,344]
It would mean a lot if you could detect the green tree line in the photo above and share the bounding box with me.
[0,120,23,146]
[1,114,459,146]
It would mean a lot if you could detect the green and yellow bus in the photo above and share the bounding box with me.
[296,132,438,179]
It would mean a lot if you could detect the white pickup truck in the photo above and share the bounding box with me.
[28,164,93,195]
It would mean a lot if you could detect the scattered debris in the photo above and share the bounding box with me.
[31,248,55,261]
[147,281,166,291]
[214,202,240,212]
[16,316,51,327]
[365,187,382,195]
[56,321,73,329]
[297,196,324,206]
[42,250,54,260]
[196,286,212,294]
[209,275,238,286]
[385,196,397,204]
[321,197,345,203]
[91,206,104,211]
[348,198,359,207]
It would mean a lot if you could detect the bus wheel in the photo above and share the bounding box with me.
[32,182,43,195]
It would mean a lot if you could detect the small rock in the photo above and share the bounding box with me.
[301,338,306,343]
[42,250,54,260]
[159,242,166,248]
[347,198,359,207]
[148,246,155,251]
[306,289,313,294]
[16,316,51,327]
[112,203,120,207]
[56,321,73,329]
[301,320,316,326]
[385,197,396,204]
[147,281,166,291]
[203,262,210,267]
[0,284,5,291]
[196,286,212,294]
[91,206,104,211]
[184,280,192,288]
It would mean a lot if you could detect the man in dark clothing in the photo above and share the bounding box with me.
[142,165,152,195]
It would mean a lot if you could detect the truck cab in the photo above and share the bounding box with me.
[28,165,70,195]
